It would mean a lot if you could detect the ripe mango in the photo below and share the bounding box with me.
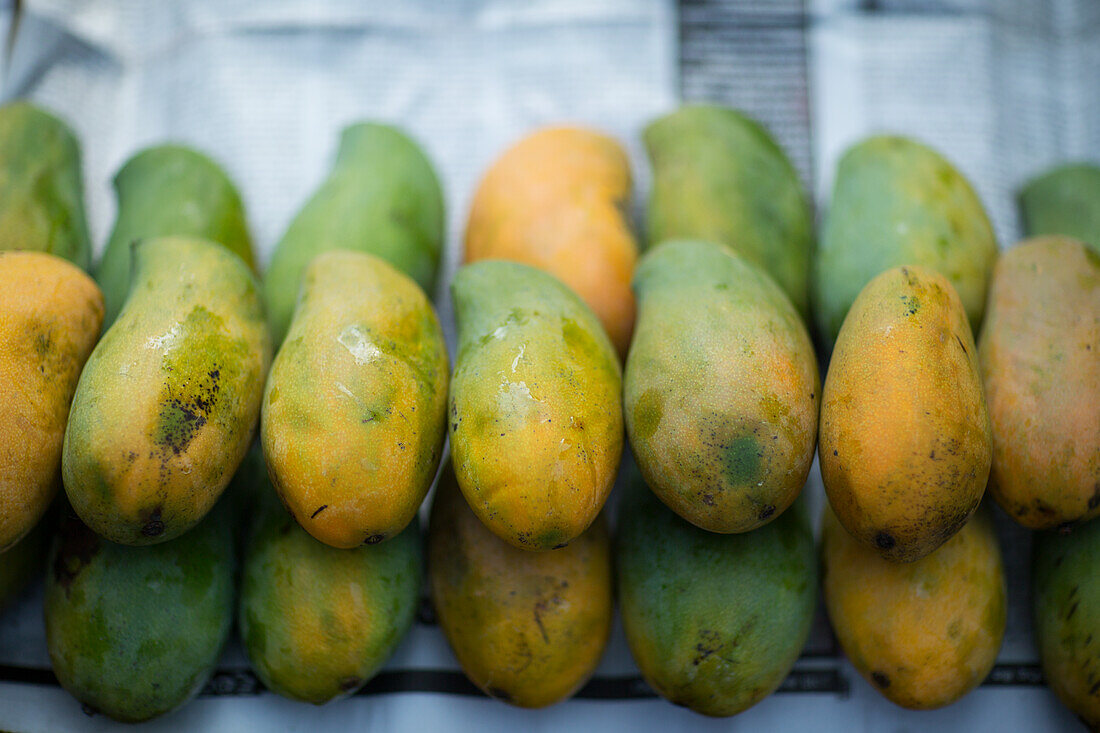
[0,511,50,613]
[0,102,92,269]
[428,464,612,708]
[813,136,997,345]
[240,457,421,704]
[63,236,270,545]
[0,251,103,551]
[262,250,448,548]
[644,105,813,318]
[1019,163,1100,249]
[979,237,1100,529]
[624,240,818,533]
[1033,517,1100,728]
[616,467,816,717]
[820,265,992,561]
[96,144,255,327]
[822,504,1005,709]
[44,500,235,723]
[465,126,638,356]
[449,261,623,551]
[264,123,444,345]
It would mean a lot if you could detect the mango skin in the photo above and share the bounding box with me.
[0,102,92,269]
[0,251,103,551]
[645,105,813,318]
[449,261,623,551]
[465,126,638,356]
[44,501,235,723]
[813,135,998,345]
[240,463,421,704]
[63,236,271,545]
[96,144,255,327]
[264,123,444,345]
[616,468,816,717]
[624,240,819,533]
[428,465,612,708]
[262,251,448,547]
[822,504,1006,710]
[820,265,992,562]
[1033,517,1100,729]
[979,237,1100,529]
[1019,164,1100,250]
[0,511,50,613]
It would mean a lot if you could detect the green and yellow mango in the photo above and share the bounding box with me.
[1019,163,1100,249]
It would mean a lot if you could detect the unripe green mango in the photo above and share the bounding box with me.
[625,240,819,533]
[449,261,623,551]
[1033,517,1100,729]
[240,457,421,704]
[1019,163,1100,249]
[262,251,448,548]
[0,102,91,269]
[813,136,997,345]
[96,144,255,326]
[263,123,444,345]
[63,236,271,545]
[616,467,817,717]
[0,511,50,613]
[644,105,812,317]
[44,500,235,723]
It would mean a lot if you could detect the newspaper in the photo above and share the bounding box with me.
[0,0,1096,730]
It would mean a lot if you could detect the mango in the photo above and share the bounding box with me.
[96,144,254,327]
[813,135,998,345]
[262,250,448,548]
[63,236,270,545]
[644,105,813,318]
[0,101,92,269]
[822,504,1005,709]
[1033,517,1100,728]
[1019,163,1100,249]
[449,261,623,551]
[616,467,816,717]
[240,458,421,704]
[44,500,235,723]
[819,265,992,561]
[979,237,1100,529]
[428,464,612,707]
[465,126,638,356]
[624,240,818,533]
[0,251,103,551]
[264,123,444,345]
[0,512,50,613]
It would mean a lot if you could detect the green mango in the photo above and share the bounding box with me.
[813,135,998,346]
[63,236,270,545]
[0,511,51,613]
[1019,163,1100,250]
[0,101,91,269]
[616,467,817,717]
[625,240,819,533]
[1033,517,1100,728]
[644,105,812,318]
[44,500,235,723]
[240,459,421,704]
[449,261,623,551]
[96,144,254,326]
[263,123,444,345]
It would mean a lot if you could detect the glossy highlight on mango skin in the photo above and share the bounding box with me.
[616,468,817,717]
[819,265,992,562]
[428,465,612,708]
[262,250,448,548]
[979,237,1100,529]
[63,236,271,546]
[465,126,638,356]
[448,260,623,551]
[0,251,103,552]
[822,504,1006,710]
[625,240,819,533]
[240,460,422,704]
